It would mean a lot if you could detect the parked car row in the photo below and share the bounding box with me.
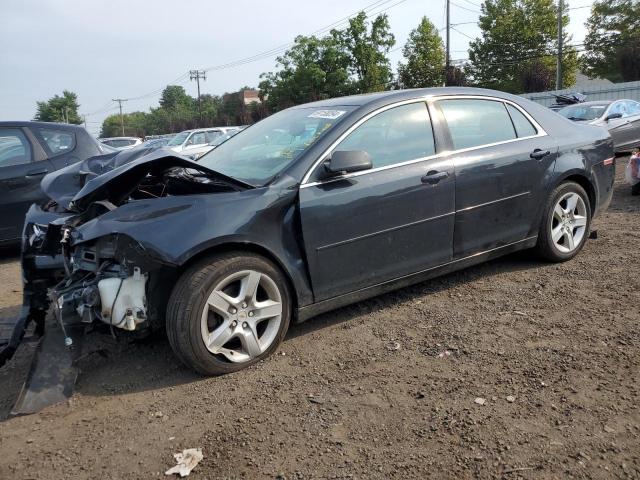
[166,126,244,159]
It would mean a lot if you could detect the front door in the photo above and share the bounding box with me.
[299,101,455,302]
[433,98,557,258]
[0,127,51,242]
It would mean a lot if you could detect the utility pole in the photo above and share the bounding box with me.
[556,0,564,90]
[445,0,451,86]
[190,70,206,124]
[112,98,127,136]
[82,115,87,129]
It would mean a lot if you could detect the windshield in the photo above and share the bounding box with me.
[558,104,608,121]
[198,106,354,185]
[167,131,190,146]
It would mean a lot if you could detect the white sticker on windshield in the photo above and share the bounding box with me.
[308,109,346,120]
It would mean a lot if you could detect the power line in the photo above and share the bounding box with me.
[458,0,481,7]
[201,0,409,73]
[84,0,410,114]
[450,1,480,14]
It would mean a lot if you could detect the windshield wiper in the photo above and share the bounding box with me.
[566,116,587,121]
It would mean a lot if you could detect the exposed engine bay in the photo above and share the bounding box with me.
[2,149,254,414]
[25,149,249,338]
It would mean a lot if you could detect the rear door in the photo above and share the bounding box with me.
[0,127,52,242]
[433,97,557,258]
[31,126,78,170]
[299,101,455,301]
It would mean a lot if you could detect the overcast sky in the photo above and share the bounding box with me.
[0,0,593,136]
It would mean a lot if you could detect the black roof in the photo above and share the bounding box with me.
[292,87,527,108]
[0,120,87,131]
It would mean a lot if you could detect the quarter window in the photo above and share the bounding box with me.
[333,102,435,169]
[0,128,32,167]
[506,104,537,138]
[37,128,75,156]
[438,99,517,150]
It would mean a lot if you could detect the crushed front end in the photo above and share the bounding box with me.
[1,150,251,414]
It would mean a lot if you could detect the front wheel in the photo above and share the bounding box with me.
[166,252,291,375]
[535,181,591,262]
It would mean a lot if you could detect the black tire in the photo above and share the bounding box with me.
[535,181,591,262]
[631,183,640,196]
[166,252,291,375]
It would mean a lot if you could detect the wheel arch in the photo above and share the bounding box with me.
[552,171,597,216]
[176,241,304,314]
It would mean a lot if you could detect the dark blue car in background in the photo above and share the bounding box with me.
[0,121,106,244]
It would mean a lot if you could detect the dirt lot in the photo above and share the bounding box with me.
[0,161,638,480]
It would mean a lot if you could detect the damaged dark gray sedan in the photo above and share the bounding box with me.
[13,87,615,379]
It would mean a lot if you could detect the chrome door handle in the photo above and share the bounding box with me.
[421,170,449,184]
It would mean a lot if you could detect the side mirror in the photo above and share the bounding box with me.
[323,150,372,177]
[605,112,622,121]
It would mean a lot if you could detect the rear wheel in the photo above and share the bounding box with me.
[166,252,291,375]
[535,182,591,262]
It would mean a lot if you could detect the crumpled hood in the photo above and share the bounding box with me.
[41,147,248,212]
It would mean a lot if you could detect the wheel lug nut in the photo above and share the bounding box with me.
[231,321,237,327]
[248,311,254,317]
[241,302,247,308]
[242,322,248,328]
[229,307,237,314]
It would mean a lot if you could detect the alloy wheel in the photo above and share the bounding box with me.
[200,270,283,363]
[550,192,588,253]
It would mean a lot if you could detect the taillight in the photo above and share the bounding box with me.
[603,157,614,166]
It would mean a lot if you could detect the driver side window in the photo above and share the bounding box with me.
[334,102,435,169]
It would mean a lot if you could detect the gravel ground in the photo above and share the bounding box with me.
[0,161,638,480]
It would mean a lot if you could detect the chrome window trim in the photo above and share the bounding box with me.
[300,94,548,188]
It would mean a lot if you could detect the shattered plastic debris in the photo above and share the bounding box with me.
[438,350,451,358]
[165,448,203,477]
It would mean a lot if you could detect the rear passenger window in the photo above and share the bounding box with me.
[37,128,75,156]
[0,128,32,167]
[334,102,435,169]
[506,104,537,138]
[438,99,516,150]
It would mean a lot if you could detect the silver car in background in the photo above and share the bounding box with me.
[558,99,640,153]
[166,126,242,156]
[99,136,143,150]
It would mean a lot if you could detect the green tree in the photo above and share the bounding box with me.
[259,34,354,111]
[466,0,578,93]
[34,90,82,124]
[159,85,194,111]
[99,111,148,137]
[334,12,396,92]
[583,0,640,82]
[398,17,445,88]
